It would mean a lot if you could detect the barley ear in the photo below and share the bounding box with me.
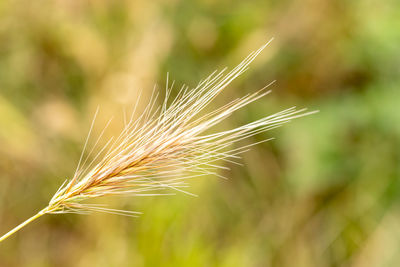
[0,40,317,242]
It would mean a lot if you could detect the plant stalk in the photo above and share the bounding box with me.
[0,208,48,243]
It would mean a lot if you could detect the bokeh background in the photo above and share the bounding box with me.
[1,0,400,266]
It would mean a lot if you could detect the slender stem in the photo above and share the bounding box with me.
[0,208,48,243]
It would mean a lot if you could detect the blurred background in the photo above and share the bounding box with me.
[0,0,399,266]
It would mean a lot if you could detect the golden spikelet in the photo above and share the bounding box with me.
[0,40,317,242]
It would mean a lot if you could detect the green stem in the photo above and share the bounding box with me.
[0,208,47,243]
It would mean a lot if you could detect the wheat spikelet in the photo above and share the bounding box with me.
[0,40,317,242]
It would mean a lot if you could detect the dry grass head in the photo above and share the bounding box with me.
[43,40,316,216]
[0,40,318,243]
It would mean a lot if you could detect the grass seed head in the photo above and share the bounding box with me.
[45,40,316,216]
[0,40,318,243]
